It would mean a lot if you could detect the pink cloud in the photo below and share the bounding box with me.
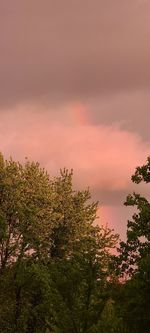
[0,107,149,194]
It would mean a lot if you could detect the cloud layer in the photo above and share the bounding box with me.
[0,107,149,195]
[0,0,150,107]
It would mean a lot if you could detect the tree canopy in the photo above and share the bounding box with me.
[0,153,118,332]
[116,157,150,333]
[0,153,149,332]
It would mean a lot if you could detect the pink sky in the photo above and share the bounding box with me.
[0,105,149,239]
[0,1,150,239]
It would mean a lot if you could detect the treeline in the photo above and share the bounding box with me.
[0,153,149,333]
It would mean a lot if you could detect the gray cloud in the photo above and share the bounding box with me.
[87,90,150,140]
[0,0,150,107]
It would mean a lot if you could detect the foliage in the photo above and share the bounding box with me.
[0,153,149,332]
[116,157,150,333]
[118,157,150,276]
[0,153,118,332]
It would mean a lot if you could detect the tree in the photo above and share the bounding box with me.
[117,157,150,333]
[119,156,150,276]
[0,154,101,269]
[0,153,56,270]
[0,153,118,332]
[48,226,118,333]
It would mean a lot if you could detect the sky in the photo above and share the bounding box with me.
[0,0,150,239]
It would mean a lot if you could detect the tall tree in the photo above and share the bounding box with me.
[0,153,118,332]
[117,157,150,333]
[119,156,150,276]
[0,154,99,269]
[0,153,55,270]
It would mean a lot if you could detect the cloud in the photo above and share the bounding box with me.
[0,0,150,107]
[87,89,150,140]
[0,106,149,199]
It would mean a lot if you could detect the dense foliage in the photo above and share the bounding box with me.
[0,153,149,332]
